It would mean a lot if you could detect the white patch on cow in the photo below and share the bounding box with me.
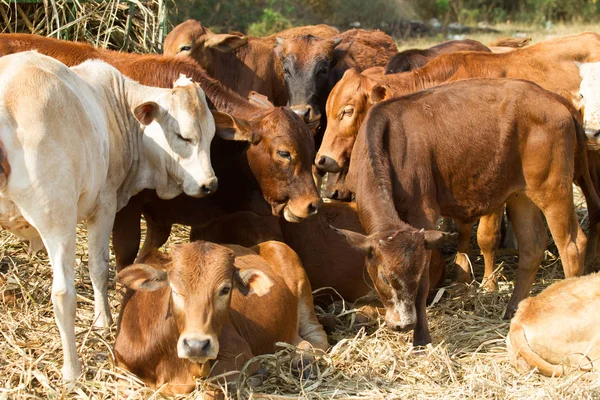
[174,74,194,87]
[578,61,600,144]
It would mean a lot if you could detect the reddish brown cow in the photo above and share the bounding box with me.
[333,79,596,346]
[163,19,338,106]
[0,33,321,269]
[188,203,448,304]
[318,32,600,274]
[385,39,491,74]
[507,273,600,377]
[115,241,328,395]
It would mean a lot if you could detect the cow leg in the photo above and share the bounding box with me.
[112,197,143,271]
[453,221,473,284]
[296,289,328,352]
[413,261,432,346]
[137,217,172,262]
[504,195,548,319]
[477,207,503,292]
[87,198,116,328]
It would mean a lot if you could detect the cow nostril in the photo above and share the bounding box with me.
[307,202,319,215]
[317,156,326,166]
[201,185,212,195]
[183,338,211,355]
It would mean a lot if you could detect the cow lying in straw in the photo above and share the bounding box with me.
[507,273,600,377]
[114,241,328,395]
[0,51,221,380]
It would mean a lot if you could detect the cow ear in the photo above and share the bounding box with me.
[212,110,259,144]
[248,91,275,109]
[117,264,169,292]
[422,230,458,249]
[134,102,160,125]
[333,39,352,63]
[234,268,273,297]
[369,84,391,103]
[205,33,248,52]
[329,225,373,253]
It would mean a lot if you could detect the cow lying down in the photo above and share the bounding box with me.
[114,241,328,396]
[507,273,600,377]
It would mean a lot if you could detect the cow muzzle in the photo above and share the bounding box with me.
[291,105,321,130]
[384,303,417,332]
[315,154,342,173]
[184,176,218,198]
[585,127,600,142]
[177,334,218,362]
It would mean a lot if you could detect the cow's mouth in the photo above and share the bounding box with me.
[269,199,305,222]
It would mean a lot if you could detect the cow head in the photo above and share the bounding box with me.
[577,61,600,146]
[212,105,322,222]
[164,19,248,68]
[117,242,273,364]
[331,226,456,331]
[316,67,390,174]
[135,75,218,199]
[274,35,346,130]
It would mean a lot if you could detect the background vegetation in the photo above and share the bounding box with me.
[172,0,600,36]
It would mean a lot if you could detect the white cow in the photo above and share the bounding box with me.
[0,51,220,380]
[578,61,600,142]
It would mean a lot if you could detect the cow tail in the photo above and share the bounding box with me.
[507,322,565,377]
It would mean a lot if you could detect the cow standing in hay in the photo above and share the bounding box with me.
[332,79,596,346]
[0,51,220,380]
[115,241,328,395]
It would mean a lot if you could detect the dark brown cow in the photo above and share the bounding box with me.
[507,273,600,377]
[163,19,338,106]
[333,78,596,346]
[385,39,491,74]
[0,33,321,269]
[274,28,397,200]
[115,241,328,395]
[318,32,600,274]
[188,203,448,304]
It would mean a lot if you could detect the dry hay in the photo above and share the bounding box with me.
[1,205,599,399]
[0,0,172,53]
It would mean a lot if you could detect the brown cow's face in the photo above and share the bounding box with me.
[164,19,248,69]
[117,242,273,364]
[274,35,343,129]
[213,108,322,222]
[332,227,455,332]
[317,69,388,173]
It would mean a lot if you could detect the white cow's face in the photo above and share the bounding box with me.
[135,76,218,199]
[578,62,600,146]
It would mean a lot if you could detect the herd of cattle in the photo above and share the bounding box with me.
[0,20,599,394]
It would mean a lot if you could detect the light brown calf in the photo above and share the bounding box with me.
[507,273,600,377]
[114,241,327,395]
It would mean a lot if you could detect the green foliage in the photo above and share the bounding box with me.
[248,8,293,36]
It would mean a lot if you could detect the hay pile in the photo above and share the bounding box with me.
[0,209,599,398]
[0,0,171,52]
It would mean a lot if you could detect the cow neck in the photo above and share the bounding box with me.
[354,113,413,235]
[380,62,456,97]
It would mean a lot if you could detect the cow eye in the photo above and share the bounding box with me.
[317,66,328,75]
[277,150,291,160]
[283,67,291,75]
[341,107,354,119]
[179,45,192,52]
[176,132,192,143]
[220,286,231,296]
[380,272,391,286]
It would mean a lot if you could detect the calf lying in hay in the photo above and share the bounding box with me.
[507,273,600,376]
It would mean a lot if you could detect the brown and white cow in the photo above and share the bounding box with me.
[0,52,219,380]
[163,19,338,106]
[0,33,322,269]
[507,273,600,377]
[332,78,597,346]
[115,241,328,395]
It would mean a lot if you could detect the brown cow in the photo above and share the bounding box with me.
[115,241,328,395]
[385,39,491,74]
[188,203,447,304]
[318,32,600,274]
[163,19,338,106]
[507,273,600,377]
[0,33,322,269]
[333,78,596,346]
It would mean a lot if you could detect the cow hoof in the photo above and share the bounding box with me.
[503,306,517,320]
[292,354,315,380]
[481,278,498,292]
[247,368,268,387]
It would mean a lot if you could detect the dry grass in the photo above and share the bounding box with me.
[0,0,171,52]
[0,193,599,399]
